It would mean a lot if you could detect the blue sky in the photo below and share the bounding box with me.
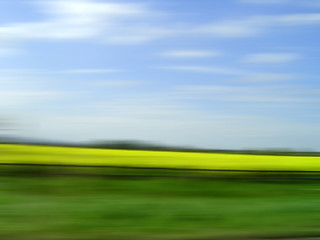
[1,0,320,150]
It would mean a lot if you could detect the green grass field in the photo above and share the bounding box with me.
[1,176,320,240]
[1,144,320,239]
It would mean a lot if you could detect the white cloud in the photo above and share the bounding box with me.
[0,90,64,108]
[158,66,248,75]
[0,0,170,45]
[197,22,259,37]
[93,97,190,118]
[256,13,320,25]
[241,0,320,8]
[177,85,320,103]
[161,50,222,58]
[197,13,320,38]
[101,26,175,44]
[240,0,290,4]
[0,68,121,75]
[240,73,295,82]
[1,1,320,46]
[61,69,121,74]
[243,53,300,63]
[0,73,69,109]
[0,69,48,75]
[89,80,141,87]
[0,48,20,57]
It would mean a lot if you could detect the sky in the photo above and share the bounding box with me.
[1,0,320,150]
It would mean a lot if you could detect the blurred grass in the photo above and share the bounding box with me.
[1,176,320,239]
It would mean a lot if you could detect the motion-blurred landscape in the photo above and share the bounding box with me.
[1,0,320,239]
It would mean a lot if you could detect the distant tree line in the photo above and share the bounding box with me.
[84,140,320,156]
[1,136,320,157]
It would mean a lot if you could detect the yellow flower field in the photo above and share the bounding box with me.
[1,144,320,171]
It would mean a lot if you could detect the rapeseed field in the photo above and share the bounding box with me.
[1,144,320,171]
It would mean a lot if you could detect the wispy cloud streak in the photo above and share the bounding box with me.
[160,50,221,58]
[243,53,300,63]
